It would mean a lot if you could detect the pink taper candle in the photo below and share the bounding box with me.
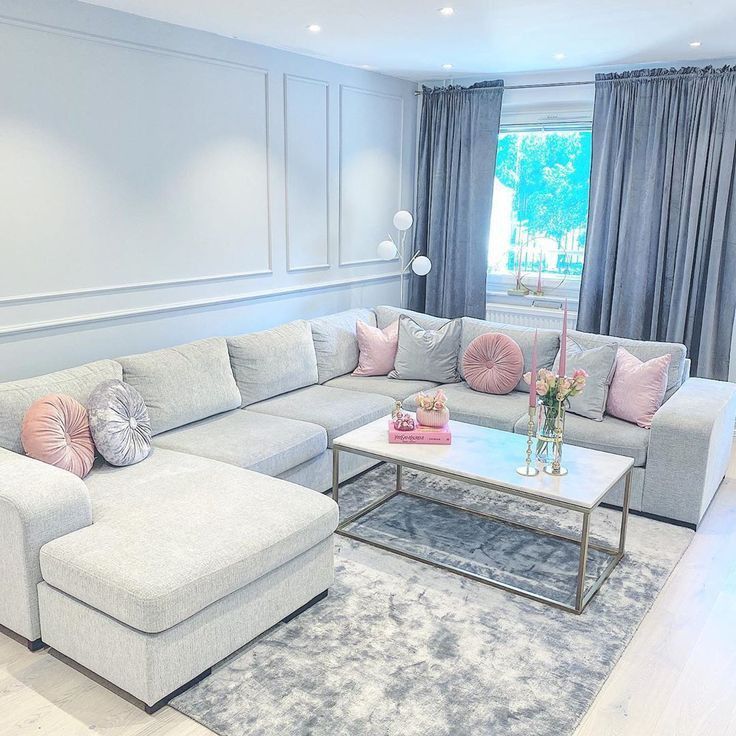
[559,298,568,378]
[529,329,538,408]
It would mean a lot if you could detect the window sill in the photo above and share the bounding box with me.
[487,274,581,308]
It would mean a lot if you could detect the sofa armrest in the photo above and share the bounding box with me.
[644,378,736,526]
[0,448,92,641]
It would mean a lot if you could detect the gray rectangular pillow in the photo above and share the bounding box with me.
[228,320,318,407]
[0,360,122,454]
[460,317,560,392]
[553,337,618,421]
[389,315,462,383]
[310,308,376,383]
[119,338,240,435]
[567,329,687,401]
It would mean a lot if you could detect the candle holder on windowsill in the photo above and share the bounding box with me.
[516,406,539,476]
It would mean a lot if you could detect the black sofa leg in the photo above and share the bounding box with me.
[27,637,45,652]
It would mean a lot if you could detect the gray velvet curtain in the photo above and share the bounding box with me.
[578,66,736,380]
[408,80,504,319]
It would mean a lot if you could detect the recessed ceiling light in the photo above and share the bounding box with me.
[441,63,454,70]
[359,64,376,70]
[689,40,701,47]
[439,7,455,16]
[553,52,566,61]
[307,24,321,33]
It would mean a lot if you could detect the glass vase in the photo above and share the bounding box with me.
[536,400,565,464]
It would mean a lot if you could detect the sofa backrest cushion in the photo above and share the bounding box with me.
[310,308,376,383]
[460,318,560,392]
[119,338,240,435]
[227,320,318,407]
[0,359,122,454]
[374,305,449,332]
[568,330,687,401]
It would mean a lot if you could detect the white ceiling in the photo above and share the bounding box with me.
[80,0,736,80]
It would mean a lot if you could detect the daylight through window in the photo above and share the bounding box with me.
[488,127,592,288]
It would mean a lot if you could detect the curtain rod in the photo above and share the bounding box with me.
[413,80,593,95]
[414,68,736,95]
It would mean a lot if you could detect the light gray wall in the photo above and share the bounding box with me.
[0,0,416,380]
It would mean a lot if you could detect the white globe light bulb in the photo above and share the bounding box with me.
[412,255,432,276]
[393,210,413,231]
[377,240,398,260]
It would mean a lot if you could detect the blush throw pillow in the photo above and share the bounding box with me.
[389,315,462,383]
[607,348,672,428]
[21,394,95,478]
[353,320,399,376]
[87,379,152,466]
[463,333,524,394]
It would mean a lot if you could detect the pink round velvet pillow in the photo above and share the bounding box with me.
[463,333,524,394]
[21,394,95,478]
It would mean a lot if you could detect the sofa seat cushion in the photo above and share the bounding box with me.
[247,385,394,446]
[39,448,338,634]
[323,375,439,402]
[152,410,327,477]
[513,412,650,467]
[404,382,530,432]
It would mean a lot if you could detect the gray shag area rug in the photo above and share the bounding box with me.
[172,464,693,736]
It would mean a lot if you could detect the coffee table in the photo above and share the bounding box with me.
[332,416,633,614]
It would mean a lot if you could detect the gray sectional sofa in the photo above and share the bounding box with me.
[1,303,734,710]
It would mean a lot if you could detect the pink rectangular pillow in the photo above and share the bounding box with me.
[353,320,399,376]
[606,348,672,428]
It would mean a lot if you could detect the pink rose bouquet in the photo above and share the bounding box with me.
[416,389,448,412]
[522,367,588,459]
[522,368,587,405]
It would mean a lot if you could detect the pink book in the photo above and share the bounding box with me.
[388,419,452,445]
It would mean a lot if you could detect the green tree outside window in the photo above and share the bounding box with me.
[489,129,592,278]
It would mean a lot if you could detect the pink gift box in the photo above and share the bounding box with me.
[387,418,452,445]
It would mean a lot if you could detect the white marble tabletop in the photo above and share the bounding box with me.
[334,416,634,510]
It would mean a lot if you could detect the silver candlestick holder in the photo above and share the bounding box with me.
[516,406,539,476]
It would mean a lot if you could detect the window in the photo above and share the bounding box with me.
[488,126,592,293]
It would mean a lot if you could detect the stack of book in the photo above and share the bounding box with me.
[387,417,451,445]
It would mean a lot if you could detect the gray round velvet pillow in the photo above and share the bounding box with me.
[87,379,152,466]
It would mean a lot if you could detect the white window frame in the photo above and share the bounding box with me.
[487,119,592,307]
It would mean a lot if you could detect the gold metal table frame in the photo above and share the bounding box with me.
[332,446,632,615]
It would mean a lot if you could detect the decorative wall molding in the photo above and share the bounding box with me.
[0,12,274,294]
[283,74,331,273]
[0,269,274,307]
[338,85,405,267]
[0,274,400,338]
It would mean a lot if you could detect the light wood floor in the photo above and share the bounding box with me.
[2,449,736,736]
